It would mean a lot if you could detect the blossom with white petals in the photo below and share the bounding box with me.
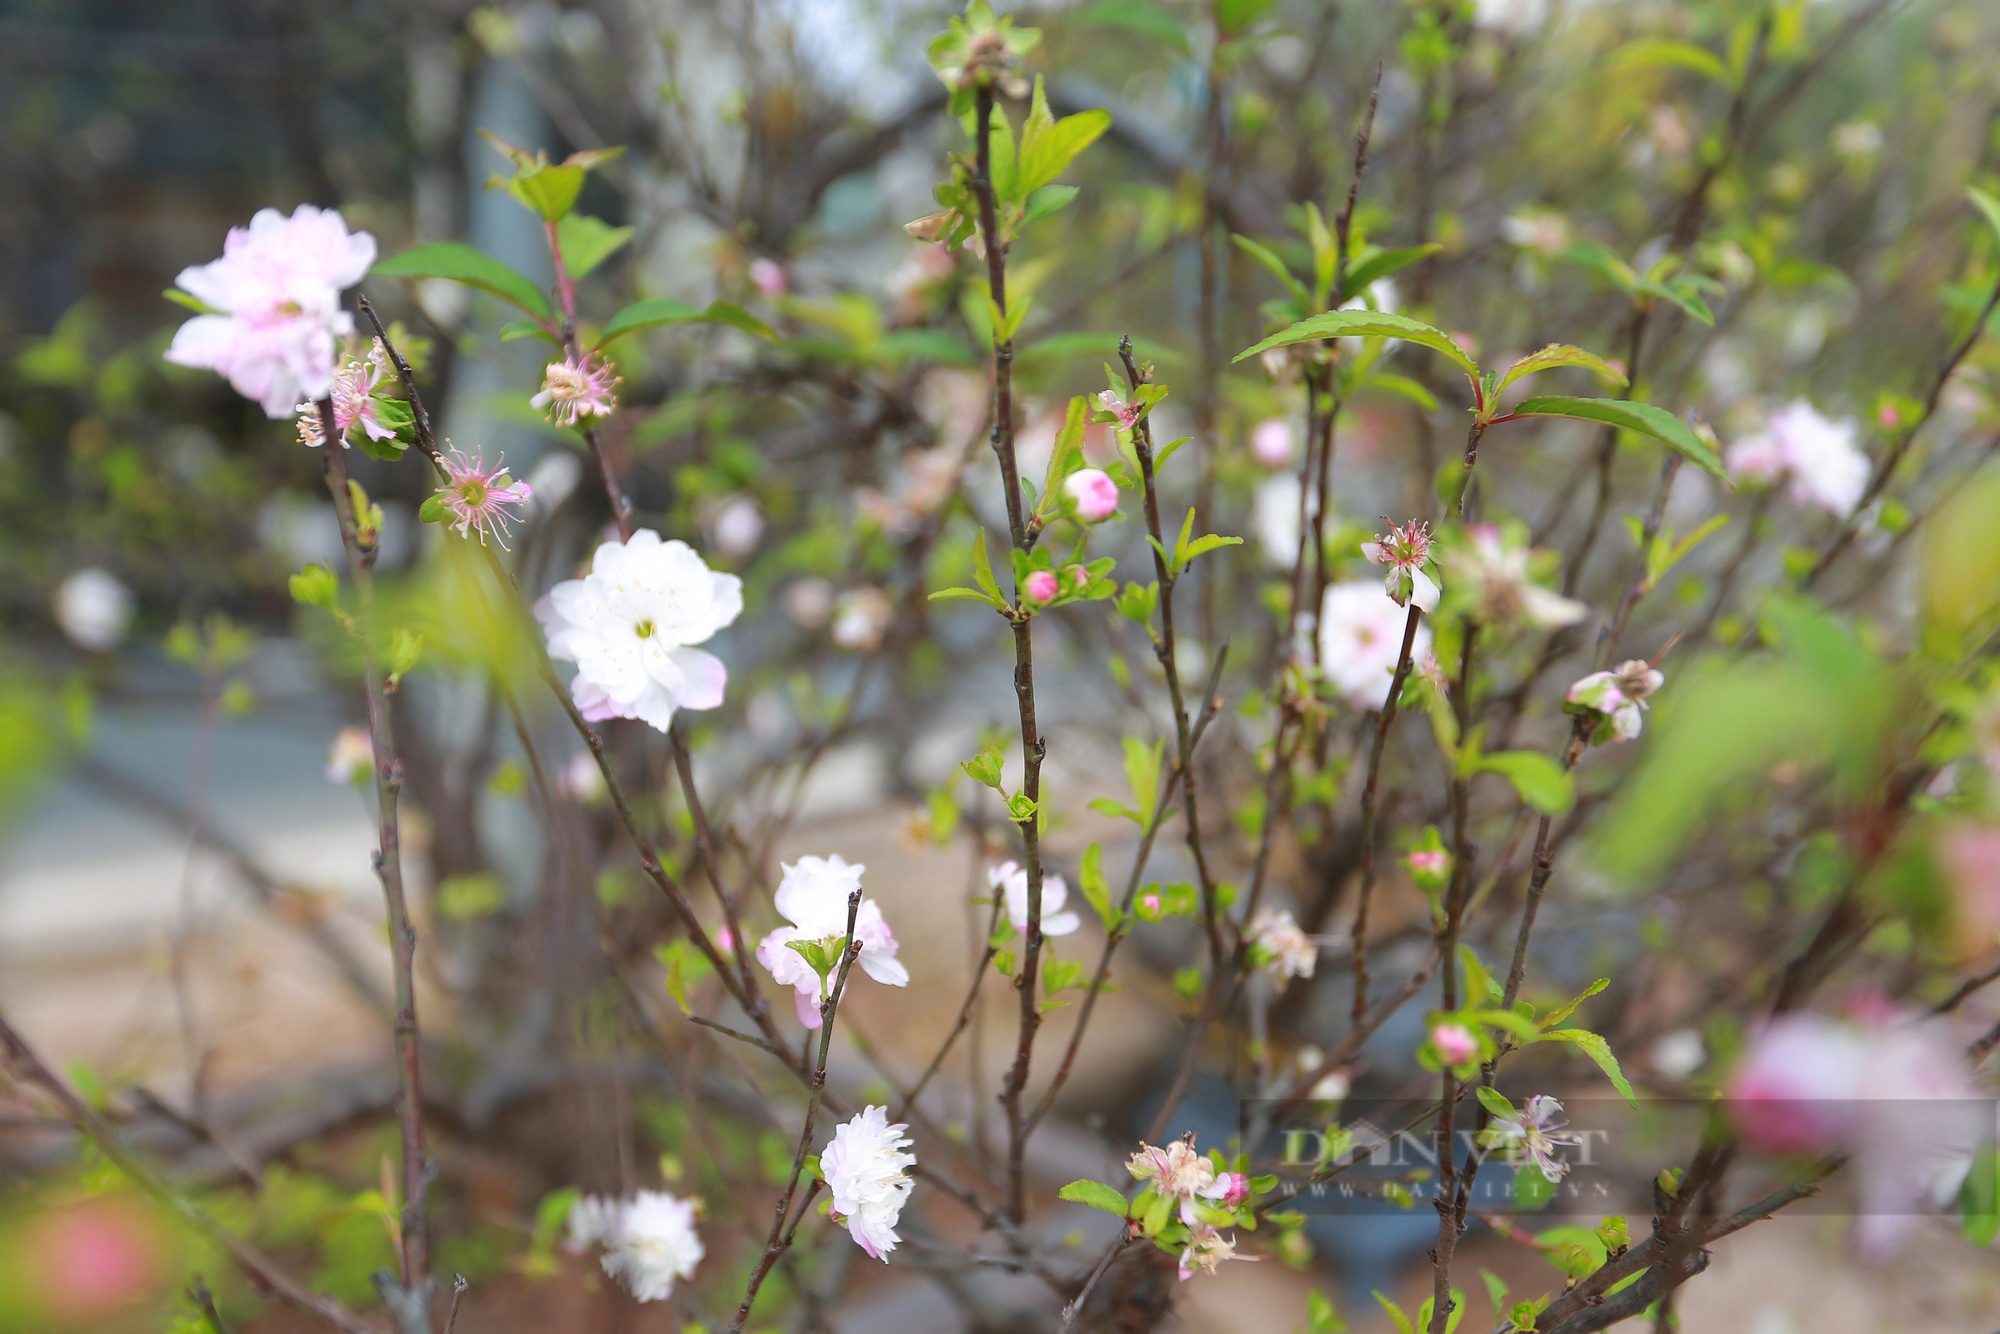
[1565,659,1664,744]
[165,205,377,418]
[532,353,621,427]
[1361,520,1440,613]
[1443,523,1586,629]
[1478,1095,1583,1183]
[1248,418,1294,468]
[1178,1225,1256,1281]
[1317,581,1433,710]
[1725,400,1870,515]
[989,860,1080,937]
[822,1106,915,1261]
[537,530,742,733]
[754,855,908,1028]
[53,568,134,651]
[568,1191,702,1302]
[1246,908,1315,986]
[294,350,397,450]
[324,726,374,786]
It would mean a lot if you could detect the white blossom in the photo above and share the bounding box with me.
[990,860,1080,937]
[53,568,134,651]
[1317,581,1432,710]
[1565,659,1664,744]
[592,1191,703,1302]
[822,1106,915,1261]
[1725,400,1870,515]
[754,855,908,1027]
[1247,908,1315,985]
[537,530,743,733]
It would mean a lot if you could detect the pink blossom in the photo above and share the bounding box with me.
[1063,468,1120,522]
[435,447,534,547]
[1096,390,1140,432]
[1725,400,1870,515]
[1430,1022,1479,1067]
[748,257,788,298]
[165,204,377,417]
[532,353,621,427]
[1023,570,1059,603]
[1408,850,1450,879]
[1362,520,1440,613]
[294,349,396,449]
[1248,418,1294,468]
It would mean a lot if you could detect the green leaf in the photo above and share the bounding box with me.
[1016,77,1111,199]
[1079,842,1118,931]
[1058,1179,1132,1216]
[1460,945,1499,1006]
[1336,243,1442,304]
[1969,186,2000,247]
[598,298,775,347]
[1479,1270,1510,1320]
[1142,1189,1173,1236]
[1373,1292,1417,1334]
[1123,737,1163,819]
[1021,184,1079,226]
[1214,0,1280,34]
[1958,1143,1999,1248]
[418,493,448,524]
[498,318,563,345]
[1475,750,1575,815]
[1638,277,1716,326]
[1539,978,1608,1031]
[875,328,980,367]
[1356,372,1438,412]
[163,287,219,315]
[1179,533,1244,570]
[1609,37,1732,89]
[1503,396,1726,481]
[1474,1086,1516,1120]
[507,163,586,221]
[1069,0,1189,52]
[1234,309,1478,383]
[1231,234,1309,311]
[556,214,635,280]
[289,563,338,609]
[1534,1028,1638,1105]
[373,241,553,319]
[930,585,1004,606]
[1494,344,1628,398]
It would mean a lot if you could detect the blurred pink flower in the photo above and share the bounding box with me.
[1430,1022,1479,1066]
[29,1200,163,1321]
[532,353,620,427]
[1248,418,1295,467]
[1063,468,1119,522]
[1725,400,1870,515]
[1096,390,1140,432]
[748,257,787,298]
[165,204,377,417]
[1318,581,1432,710]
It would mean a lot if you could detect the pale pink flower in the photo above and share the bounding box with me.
[1566,659,1665,743]
[582,1191,703,1302]
[1318,582,1432,710]
[1248,418,1295,467]
[1726,400,1870,515]
[748,257,788,298]
[435,447,533,547]
[1408,849,1450,880]
[1063,468,1120,522]
[532,353,621,427]
[1247,908,1316,986]
[1023,570,1059,603]
[325,726,373,785]
[1430,1022,1479,1067]
[1478,1095,1582,1183]
[1096,390,1140,432]
[830,586,894,652]
[1178,1226,1253,1281]
[989,861,1080,937]
[822,1106,915,1261]
[754,855,908,1028]
[1361,520,1440,613]
[165,205,377,417]
[53,568,133,651]
[1443,524,1586,628]
[294,353,396,449]
[1128,1137,1246,1228]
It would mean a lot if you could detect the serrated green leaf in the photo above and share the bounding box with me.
[1373,1292,1417,1334]
[1058,1178,1132,1216]
[1234,309,1478,383]
[1231,234,1309,311]
[1475,750,1575,815]
[1494,344,1628,397]
[373,241,552,319]
[1336,243,1442,304]
[1504,396,1726,481]
[1539,978,1608,1031]
[1534,1027,1637,1105]
[556,214,634,280]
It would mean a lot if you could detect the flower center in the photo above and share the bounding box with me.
[635,619,656,639]
[457,480,487,506]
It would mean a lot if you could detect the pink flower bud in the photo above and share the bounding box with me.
[1140,891,1162,915]
[1024,570,1059,603]
[1248,418,1294,468]
[715,925,735,954]
[1215,1171,1251,1206]
[749,257,787,298]
[1876,403,1900,428]
[1430,1022,1479,1067]
[1408,850,1450,878]
[1063,468,1120,522]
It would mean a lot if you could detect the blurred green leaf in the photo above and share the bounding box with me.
[1235,309,1479,383]
[373,242,553,319]
[1069,0,1189,53]
[1505,397,1726,481]
[555,214,634,280]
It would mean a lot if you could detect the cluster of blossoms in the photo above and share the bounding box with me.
[165,204,377,417]
[537,530,744,733]
[1565,659,1665,744]
[1245,908,1316,987]
[1362,520,1441,613]
[1727,1000,1982,1254]
[565,1190,704,1302]
[1477,1095,1583,1183]
[532,353,621,427]
[1317,581,1434,710]
[293,344,397,450]
[1725,399,1871,515]
[1125,1138,1256,1281]
[754,855,908,1027]
[990,861,1080,936]
[821,1105,916,1260]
